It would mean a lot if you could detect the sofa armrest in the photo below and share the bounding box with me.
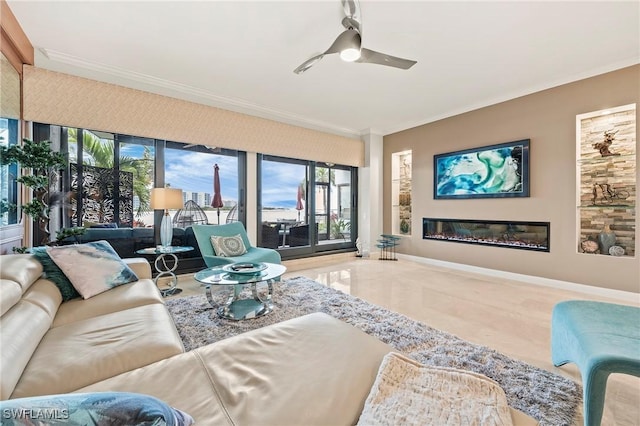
[123,258,152,280]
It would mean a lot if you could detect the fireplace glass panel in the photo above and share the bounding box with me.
[423,218,550,252]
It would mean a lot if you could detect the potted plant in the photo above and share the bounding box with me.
[0,139,67,245]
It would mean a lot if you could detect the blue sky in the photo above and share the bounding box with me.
[164,150,304,208]
[120,144,306,208]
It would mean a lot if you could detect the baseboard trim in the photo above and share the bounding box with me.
[399,254,639,302]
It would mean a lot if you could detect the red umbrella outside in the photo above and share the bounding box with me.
[211,164,224,224]
[296,183,304,222]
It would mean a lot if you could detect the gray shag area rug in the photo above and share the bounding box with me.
[166,276,581,426]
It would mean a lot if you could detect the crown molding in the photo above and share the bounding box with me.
[37,48,362,140]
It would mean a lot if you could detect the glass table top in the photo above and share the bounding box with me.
[136,246,194,255]
[195,262,286,285]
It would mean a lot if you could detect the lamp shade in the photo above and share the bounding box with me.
[151,188,183,210]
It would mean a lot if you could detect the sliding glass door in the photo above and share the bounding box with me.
[258,155,357,258]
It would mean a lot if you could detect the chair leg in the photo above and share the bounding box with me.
[582,369,610,426]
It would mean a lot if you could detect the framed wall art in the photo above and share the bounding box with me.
[434,139,530,199]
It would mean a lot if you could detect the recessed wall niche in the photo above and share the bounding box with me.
[391,150,412,235]
[576,104,636,257]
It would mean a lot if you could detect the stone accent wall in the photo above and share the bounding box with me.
[398,152,412,235]
[578,107,636,256]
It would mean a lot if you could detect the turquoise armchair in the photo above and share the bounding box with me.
[192,223,281,268]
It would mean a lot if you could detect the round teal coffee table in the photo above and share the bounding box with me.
[194,262,286,321]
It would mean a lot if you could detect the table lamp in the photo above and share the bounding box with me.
[151,188,183,247]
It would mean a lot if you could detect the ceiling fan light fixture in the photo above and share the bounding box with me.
[340,47,361,62]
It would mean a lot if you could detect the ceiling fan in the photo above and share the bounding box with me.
[294,0,417,74]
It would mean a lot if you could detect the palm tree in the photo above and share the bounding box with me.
[67,129,153,221]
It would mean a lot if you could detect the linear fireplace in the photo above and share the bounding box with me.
[423,218,550,252]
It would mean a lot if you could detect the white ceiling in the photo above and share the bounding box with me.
[7,1,640,139]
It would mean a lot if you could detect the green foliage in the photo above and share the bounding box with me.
[12,246,28,254]
[0,139,69,244]
[16,175,49,190]
[21,199,46,220]
[0,198,16,215]
[0,139,66,171]
[55,226,87,243]
[330,214,351,239]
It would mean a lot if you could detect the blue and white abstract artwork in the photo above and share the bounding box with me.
[434,140,530,199]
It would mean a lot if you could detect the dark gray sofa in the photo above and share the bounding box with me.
[60,226,205,275]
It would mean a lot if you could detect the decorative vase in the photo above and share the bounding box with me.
[598,223,616,255]
[400,219,410,234]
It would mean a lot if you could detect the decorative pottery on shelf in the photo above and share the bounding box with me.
[598,224,616,255]
[581,240,599,254]
[400,219,410,234]
[609,245,625,257]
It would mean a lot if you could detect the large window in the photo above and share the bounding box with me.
[0,118,19,226]
[258,155,356,257]
[29,123,353,260]
[34,124,242,234]
[65,129,155,228]
[164,142,242,226]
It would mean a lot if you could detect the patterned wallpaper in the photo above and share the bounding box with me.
[23,65,364,166]
[0,54,20,119]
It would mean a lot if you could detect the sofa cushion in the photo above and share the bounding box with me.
[86,222,118,228]
[0,392,194,426]
[10,303,184,398]
[29,247,80,301]
[0,279,22,316]
[0,254,43,294]
[21,279,63,321]
[210,234,247,257]
[0,292,57,400]
[53,279,164,327]
[78,351,234,426]
[46,241,138,299]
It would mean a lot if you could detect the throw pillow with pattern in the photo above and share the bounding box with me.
[210,234,248,257]
[46,240,138,299]
[29,246,81,301]
[0,392,194,426]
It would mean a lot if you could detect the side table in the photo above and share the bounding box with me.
[136,246,194,296]
[377,234,400,260]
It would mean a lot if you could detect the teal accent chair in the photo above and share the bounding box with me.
[192,223,281,268]
[551,300,640,426]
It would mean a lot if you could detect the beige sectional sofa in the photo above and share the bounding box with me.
[0,254,184,400]
[0,254,537,425]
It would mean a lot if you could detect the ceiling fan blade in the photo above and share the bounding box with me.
[356,48,417,70]
[294,54,325,74]
[294,29,361,74]
[325,29,361,54]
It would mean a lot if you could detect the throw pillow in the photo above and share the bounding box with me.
[29,246,81,301]
[46,240,139,299]
[0,392,194,426]
[210,234,248,257]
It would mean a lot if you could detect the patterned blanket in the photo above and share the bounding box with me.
[357,352,513,426]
